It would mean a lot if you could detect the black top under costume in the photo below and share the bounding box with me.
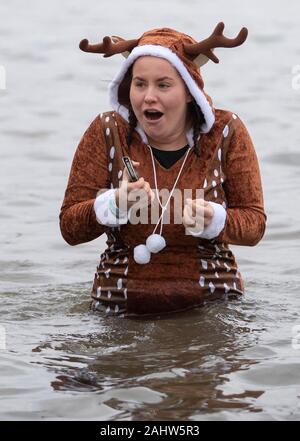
[150,145,190,169]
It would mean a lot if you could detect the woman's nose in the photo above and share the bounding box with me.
[144,88,157,103]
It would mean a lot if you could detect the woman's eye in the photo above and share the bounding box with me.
[135,82,145,88]
[159,83,170,89]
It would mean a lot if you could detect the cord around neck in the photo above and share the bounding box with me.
[147,144,191,235]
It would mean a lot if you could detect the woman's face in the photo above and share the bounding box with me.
[129,56,192,148]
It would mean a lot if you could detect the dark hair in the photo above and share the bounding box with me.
[127,102,138,148]
[189,99,206,157]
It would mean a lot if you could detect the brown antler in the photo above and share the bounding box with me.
[184,22,248,63]
[79,36,139,57]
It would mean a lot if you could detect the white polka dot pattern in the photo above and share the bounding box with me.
[209,282,215,293]
[224,263,231,272]
[110,146,115,159]
[201,259,208,270]
[223,125,229,138]
[199,276,205,287]
[218,148,222,162]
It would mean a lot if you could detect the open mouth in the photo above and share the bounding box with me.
[144,110,164,121]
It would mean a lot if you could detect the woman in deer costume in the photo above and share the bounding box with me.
[60,24,266,317]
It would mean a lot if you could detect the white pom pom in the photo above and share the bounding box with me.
[146,234,166,253]
[133,244,151,264]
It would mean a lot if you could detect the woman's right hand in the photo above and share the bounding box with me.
[115,161,155,213]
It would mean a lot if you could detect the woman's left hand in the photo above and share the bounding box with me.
[183,198,214,232]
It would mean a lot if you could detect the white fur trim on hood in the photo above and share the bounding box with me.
[108,44,215,145]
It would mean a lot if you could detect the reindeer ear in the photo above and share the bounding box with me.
[111,36,131,58]
[193,53,210,68]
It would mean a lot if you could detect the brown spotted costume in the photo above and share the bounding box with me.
[59,24,266,317]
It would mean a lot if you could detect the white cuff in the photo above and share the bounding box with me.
[186,202,227,239]
[94,189,129,226]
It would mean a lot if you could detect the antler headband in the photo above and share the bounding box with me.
[79,36,139,58]
[79,22,248,65]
